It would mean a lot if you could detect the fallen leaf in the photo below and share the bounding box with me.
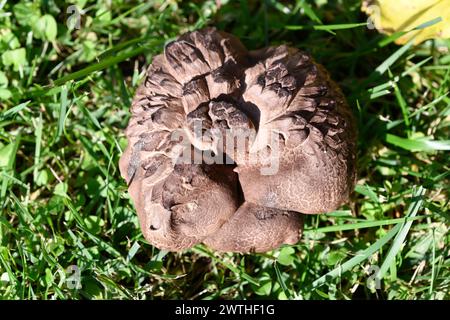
[362,0,450,45]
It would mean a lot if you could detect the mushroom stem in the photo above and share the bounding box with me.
[204,201,303,253]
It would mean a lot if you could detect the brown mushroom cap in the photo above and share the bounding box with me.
[119,27,357,253]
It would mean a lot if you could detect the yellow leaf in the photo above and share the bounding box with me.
[362,0,450,45]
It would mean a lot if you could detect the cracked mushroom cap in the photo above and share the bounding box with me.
[119,28,356,253]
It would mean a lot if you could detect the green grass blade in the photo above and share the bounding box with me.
[56,84,69,142]
[391,70,411,130]
[32,114,43,183]
[413,17,442,30]
[1,101,30,119]
[378,17,442,47]
[311,223,402,289]
[375,40,414,75]
[296,0,322,23]
[385,134,450,151]
[286,22,367,31]
[409,93,448,119]
[274,262,291,299]
[304,215,427,234]
[376,186,426,280]
[52,41,162,86]
[1,131,21,203]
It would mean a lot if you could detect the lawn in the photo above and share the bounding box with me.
[0,0,448,299]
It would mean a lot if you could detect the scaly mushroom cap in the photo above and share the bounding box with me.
[119,28,356,253]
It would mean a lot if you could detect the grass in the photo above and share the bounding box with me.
[0,0,448,300]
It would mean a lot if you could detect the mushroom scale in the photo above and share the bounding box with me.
[119,27,357,253]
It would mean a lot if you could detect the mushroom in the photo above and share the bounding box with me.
[119,28,357,253]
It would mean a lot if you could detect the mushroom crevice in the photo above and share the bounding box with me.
[119,28,357,253]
